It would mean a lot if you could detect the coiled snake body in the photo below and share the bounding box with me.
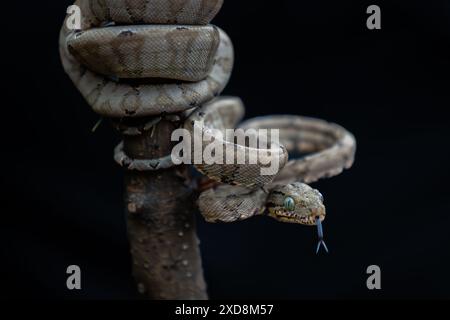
[60,0,356,252]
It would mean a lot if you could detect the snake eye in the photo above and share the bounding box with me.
[283,197,295,211]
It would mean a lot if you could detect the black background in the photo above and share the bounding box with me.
[1,0,449,299]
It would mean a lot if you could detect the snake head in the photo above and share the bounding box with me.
[266,182,326,226]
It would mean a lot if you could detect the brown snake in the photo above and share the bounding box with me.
[60,0,357,253]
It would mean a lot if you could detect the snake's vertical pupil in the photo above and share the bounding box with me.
[283,197,295,211]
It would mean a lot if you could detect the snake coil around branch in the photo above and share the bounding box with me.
[60,0,356,298]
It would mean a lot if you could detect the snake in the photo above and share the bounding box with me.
[60,0,357,253]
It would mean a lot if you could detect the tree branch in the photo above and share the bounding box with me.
[122,118,207,299]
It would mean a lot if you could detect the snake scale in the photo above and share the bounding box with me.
[60,0,357,252]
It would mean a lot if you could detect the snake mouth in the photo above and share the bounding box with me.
[273,211,324,226]
[275,211,298,221]
[298,215,322,226]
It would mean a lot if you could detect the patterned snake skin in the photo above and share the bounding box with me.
[193,98,356,225]
[60,0,232,117]
[60,0,356,232]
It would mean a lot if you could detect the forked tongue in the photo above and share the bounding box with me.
[315,217,329,254]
